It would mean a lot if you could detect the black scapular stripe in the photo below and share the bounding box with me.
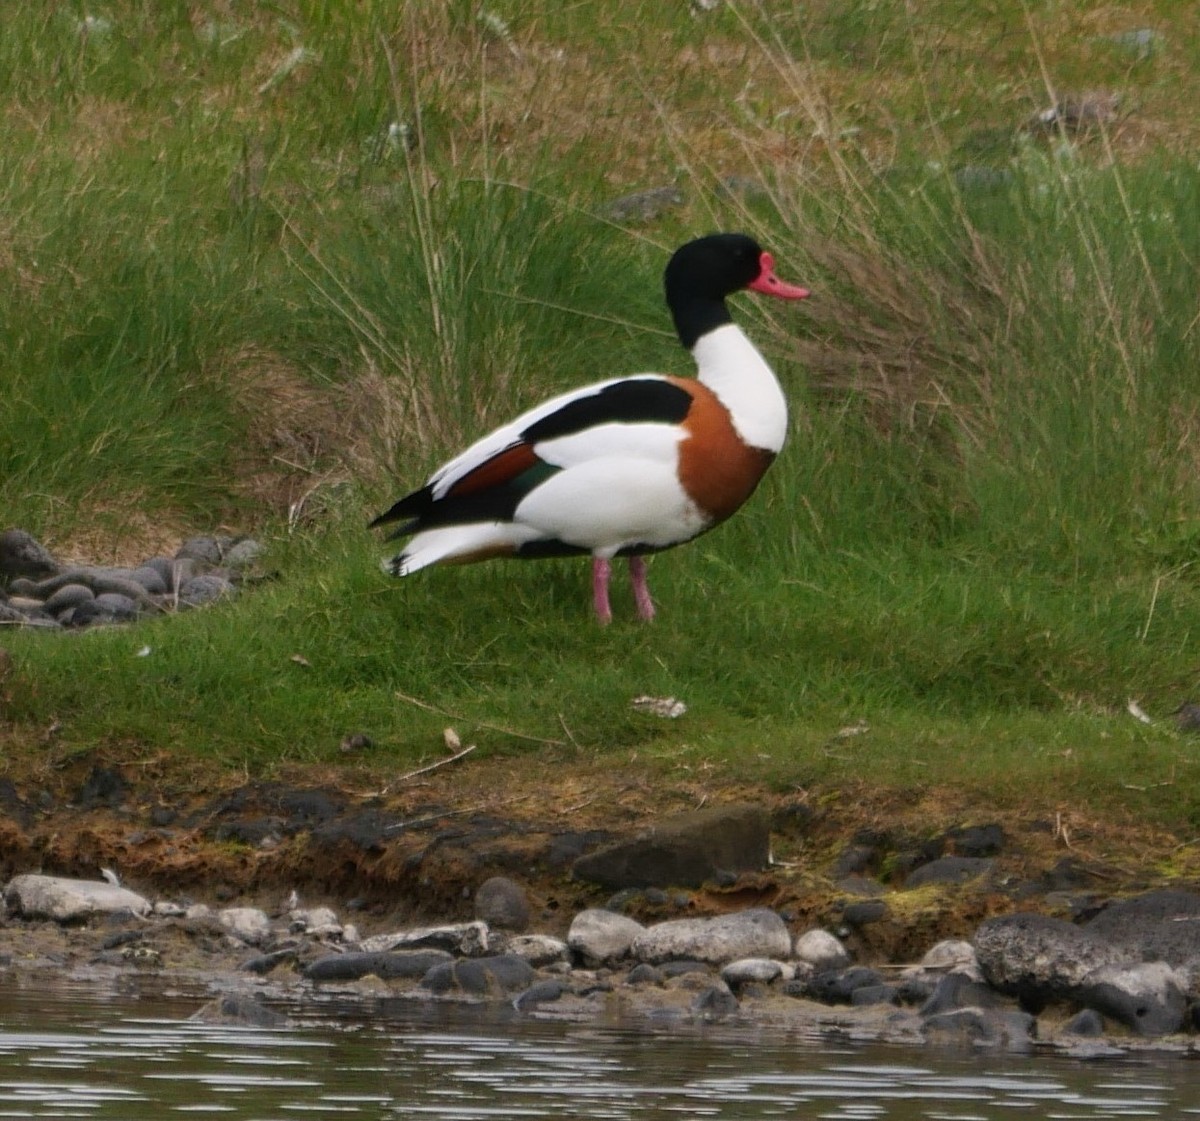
[522,378,692,444]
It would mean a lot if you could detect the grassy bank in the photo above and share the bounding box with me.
[2,1,1200,829]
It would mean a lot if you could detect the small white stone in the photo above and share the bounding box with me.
[720,958,786,986]
[567,909,646,966]
[632,909,791,966]
[917,939,982,979]
[218,906,272,945]
[4,874,150,923]
[793,928,851,971]
[504,934,570,966]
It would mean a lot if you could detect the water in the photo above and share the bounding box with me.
[2,976,1200,1119]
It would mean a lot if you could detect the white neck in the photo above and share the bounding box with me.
[692,324,788,453]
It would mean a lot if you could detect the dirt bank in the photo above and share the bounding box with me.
[1,742,1195,963]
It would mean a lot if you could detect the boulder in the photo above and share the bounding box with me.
[905,856,994,889]
[631,908,790,965]
[304,950,451,983]
[572,804,769,890]
[359,921,489,956]
[218,906,271,945]
[1075,961,1188,1037]
[473,876,530,932]
[973,912,1129,1011]
[720,958,789,988]
[4,874,150,922]
[502,934,569,967]
[794,928,851,971]
[1083,889,1200,968]
[420,954,535,996]
[567,909,645,966]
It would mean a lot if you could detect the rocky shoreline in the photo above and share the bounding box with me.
[3,776,1200,1057]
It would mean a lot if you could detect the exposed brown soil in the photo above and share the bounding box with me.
[2,741,1196,963]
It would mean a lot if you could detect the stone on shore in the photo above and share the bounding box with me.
[1083,889,1200,967]
[473,876,530,932]
[1075,961,1188,1036]
[631,908,790,965]
[4,873,150,922]
[973,912,1130,1010]
[567,908,645,966]
[572,804,770,890]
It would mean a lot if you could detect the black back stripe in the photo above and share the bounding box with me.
[523,378,693,445]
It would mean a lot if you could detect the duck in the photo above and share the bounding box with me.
[370,232,810,623]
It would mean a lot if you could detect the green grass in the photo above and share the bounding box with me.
[3,0,1200,827]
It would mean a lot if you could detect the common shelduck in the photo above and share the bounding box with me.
[371,232,810,623]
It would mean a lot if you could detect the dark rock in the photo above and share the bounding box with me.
[1174,703,1200,732]
[313,809,396,851]
[275,787,341,824]
[94,593,139,621]
[625,963,664,985]
[128,566,168,595]
[905,856,994,889]
[0,779,33,829]
[513,979,568,1010]
[919,973,1004,1017]
[421,954,535,996]
[176,536,226,565]
[64,600,110,628]
[1083,889,1200,967]
[808,966,886,1005]
[832,844,876,878]
[42,584,94,616]
[0,530,57,585]
[974,912,1129,1013]
[474,876,530,932]
[75,766,129,810]
[842,899,888,927]
[693,985,738,1019]
[100,929,143,951]
[945,824,1005,858]
[895,974,938,1005]
[572,804,769,890]
[178,574,235,607]
[242,949,298,975]
[545,830,610,867]
[1062,1008,1105,1037]
[924,1008,1036,1050]
[148,804,177,827]
[305,950,451,983]
[191,993,287,1028]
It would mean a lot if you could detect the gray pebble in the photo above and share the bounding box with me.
[178,574,236,607]
[43,584,95,616]
[176,536,226,565]
[474,876,531,933]
[94,593,140,621]
[0,530,58,583]
[128,567,168,595]
[223,539,265,569]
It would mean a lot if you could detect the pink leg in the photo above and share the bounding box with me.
[629,556,655,621]
[592,557,613,625]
